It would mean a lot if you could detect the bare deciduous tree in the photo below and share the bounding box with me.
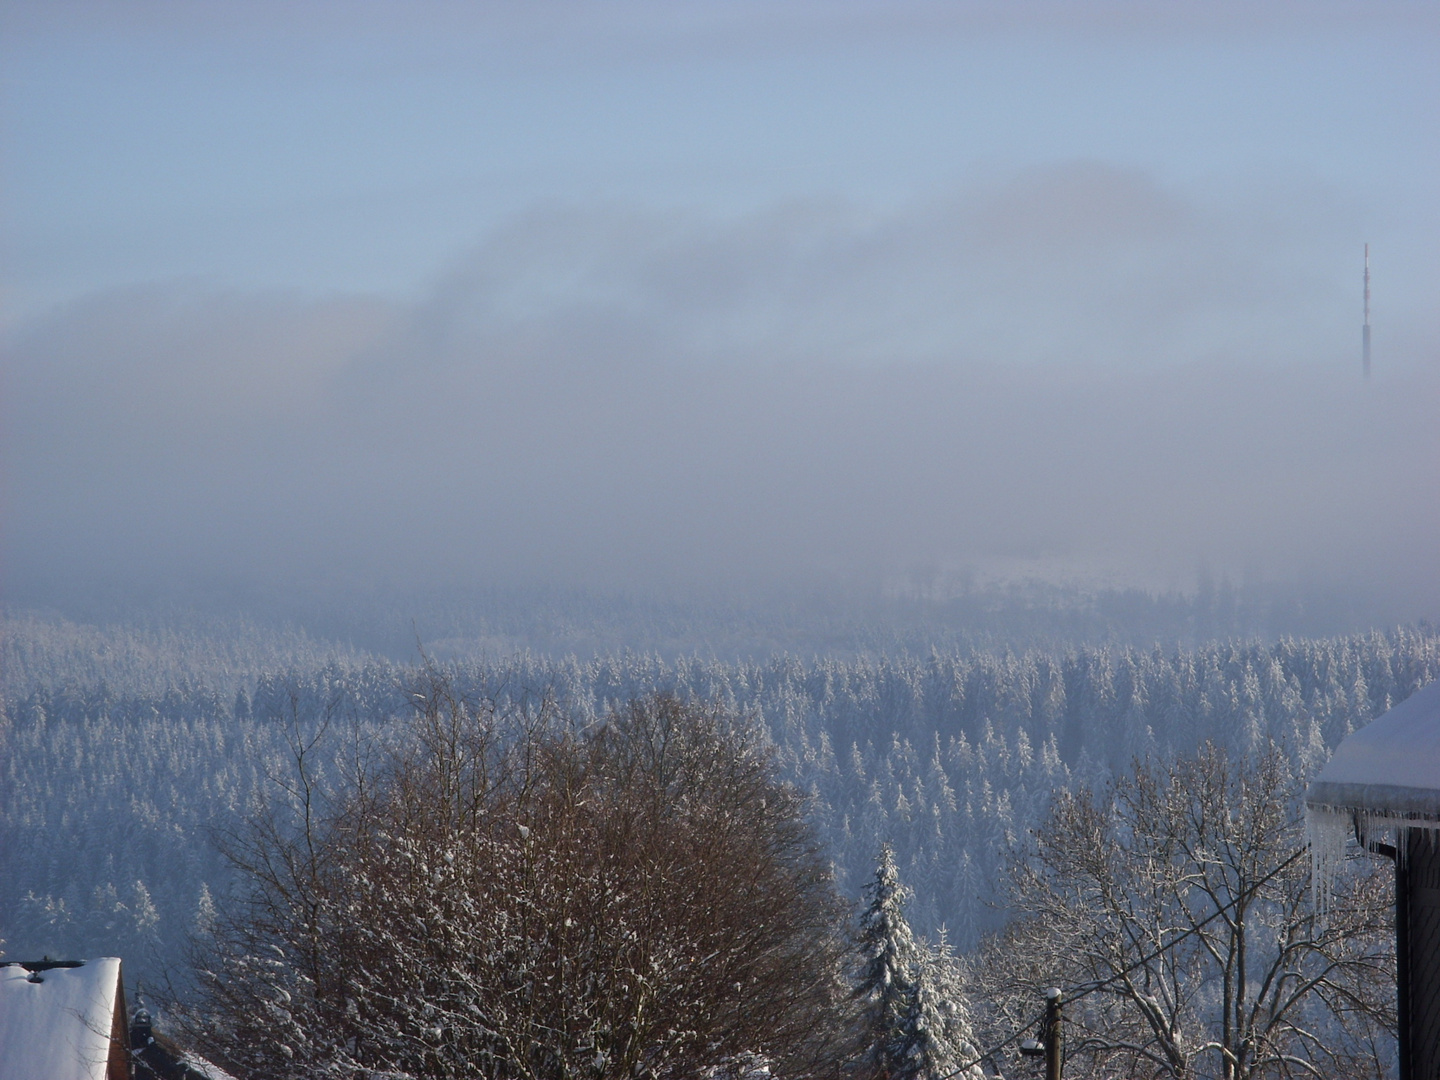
[189,676,853,1080]
[972,743,1395,1079]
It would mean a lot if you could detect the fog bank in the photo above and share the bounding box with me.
[5,179,1437,623]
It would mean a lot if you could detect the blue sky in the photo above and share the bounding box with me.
[5,2,1436,324]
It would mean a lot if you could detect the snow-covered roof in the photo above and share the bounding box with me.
[0,959,123,1080]
[1305,679,1440,820]
[178,1052,241,1080]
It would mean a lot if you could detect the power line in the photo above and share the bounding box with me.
[936,845,1310,1079]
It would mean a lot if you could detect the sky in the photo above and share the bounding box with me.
[2,1,1438,621]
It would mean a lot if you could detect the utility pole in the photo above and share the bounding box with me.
[1020,987,1064,1078]
[1363,243,1371,379]
[1043,987,1063,1080]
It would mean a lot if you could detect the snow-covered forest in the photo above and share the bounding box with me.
[4,610,1435,1000]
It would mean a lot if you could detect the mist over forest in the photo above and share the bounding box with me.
[5,177,1440,626]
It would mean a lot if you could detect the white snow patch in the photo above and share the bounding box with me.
[1305,679,1440,911]
[178,1053,241,1080]
[0,958,122,1080]
[1306,679,1440,811]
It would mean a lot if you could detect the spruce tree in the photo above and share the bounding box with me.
[854,844,921,1079]
[855,848,984,1080]
[908,933,985,1080]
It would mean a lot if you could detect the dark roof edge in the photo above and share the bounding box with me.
[1306,780,1440,822]
[0,959,87,972]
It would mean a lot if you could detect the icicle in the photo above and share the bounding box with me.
[1305,803,1352,923]
[1307,801,1440,921]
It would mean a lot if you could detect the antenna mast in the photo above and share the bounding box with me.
[1363,243,1371,379]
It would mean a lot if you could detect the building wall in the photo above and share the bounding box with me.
[1406,832,1440,1079]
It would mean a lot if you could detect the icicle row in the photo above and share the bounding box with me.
[1306,802,1440,921]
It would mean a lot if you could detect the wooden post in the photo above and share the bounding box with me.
[1044,987,1062,1080]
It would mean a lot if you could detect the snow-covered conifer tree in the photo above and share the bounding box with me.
[907,933,984,1080]
[855,847,984,1080]
[854,844,921,1078]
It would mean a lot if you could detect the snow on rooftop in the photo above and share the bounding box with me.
[1306,679,1440,820]
[0,958,122,1080]
[1305,679,1440,913]
[179,1053,241,1080]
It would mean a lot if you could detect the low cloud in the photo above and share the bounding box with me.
[406,163,1358,371]
[5,166,1436,617]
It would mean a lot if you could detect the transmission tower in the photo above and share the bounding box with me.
[1363,243,1371,379]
